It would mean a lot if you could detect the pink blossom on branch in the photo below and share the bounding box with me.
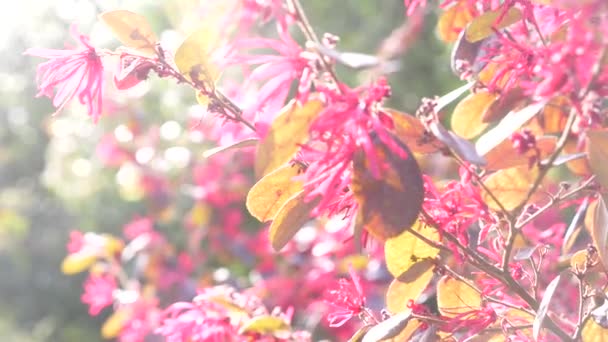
[25,25,106,122]
[81,274,117,316]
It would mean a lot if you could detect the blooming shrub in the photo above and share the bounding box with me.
[26,0,608,340]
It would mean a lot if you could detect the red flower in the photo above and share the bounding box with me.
[81,274,117,316]
[441,305,497,339]
[25,25,105,121]
[324,265,367,327]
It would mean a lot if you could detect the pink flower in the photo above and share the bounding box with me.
[81,274,117,316]
[67,230,85,254]
[324,265,366,327]
[225,23,313,136]
[25,25,105,121]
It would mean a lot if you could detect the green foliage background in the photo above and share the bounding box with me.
[0,1,453,340]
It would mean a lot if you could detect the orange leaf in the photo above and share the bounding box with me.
[437,276,481,317]
[482,165,539,211]
[255,99,323,177]
[246,162,305,222]
[592,195,608,270]
[437,1,475,43]
[352,132,424,241]
[587,130,608,188]
[484,136,556,171]
[387,109,439,154]
[451,92,495,139]
[482,88,526,123]
[386,259,435,314]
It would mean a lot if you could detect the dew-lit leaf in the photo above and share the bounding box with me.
[202,138,258,158]
[387,109,439,154]
[592,195,608,270]
[465,7,522,43]
[386,259,435,314]
[255,99,324,177]
[484,136,556,171]
[99,10,158,55]
[61,252,97,275]
[451,92,495,139]
[247,163,306,222]
[384,222,439,278]
[437,0,474,43]
[533,274,561,340]
[476,102,545,157]
[101,309,128,339]
[238,315,289,335]
[362,310,412,342]
[352,132,424,241]
[174,26,220,91]
[482,165,539,211]
[587,130,608,189]
[482,88,526,123]
[268,191,319,251]
[427,121,486,165]
[437,276,481,317]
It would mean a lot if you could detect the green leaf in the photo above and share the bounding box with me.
[255,99,323,177]
[465,7,522,43]
[99,10,158,55]
[246,163,305,222]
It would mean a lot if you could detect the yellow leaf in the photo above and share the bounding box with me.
[592,195,608,270]
[238,315,289,335]
[384,222,439,278]
[482,166,539,211]
[582,318,608,342]
[268,191,319,251]
[387,109,439,154]
[484,136,556,171]
[385,259,435,314]
[188,202,211,227]
[587,130,608,189]
[61,252,97,275]
[101,309,129,339]
[437,276,482,317]
[565,138,591,176]
[437,1,475,43]
[380,319,424,342]
[451,92,495,139]
[255,99,324,177]
[174,25,221,91]
[247,163,305,222]
[465,7,522,43]
[481,88,526,123]
[352,132,424,242]
[99,10,158,55]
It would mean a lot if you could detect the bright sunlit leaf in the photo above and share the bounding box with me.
[582,319,608,342]
[592,195,608,270]
[388,109,440,154]
[386,259,435,314]
[384,222,439,278]
[451,92,495,139]
[268,191,319,251]
[484,136,556,171]
[247,162,305,222]
[99,10,158,55]
[362,310,412,342]
[255,98,324,177]
[101,309,129,339]
[174,25,221,92]
[437,0,474,43]
[61,252,97,274]
[238,315,289,335]
[437,276,481,317]
[587,130,608,189]
[482,165,539,211]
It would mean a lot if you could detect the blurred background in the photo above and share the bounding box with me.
[0,0,455,340]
